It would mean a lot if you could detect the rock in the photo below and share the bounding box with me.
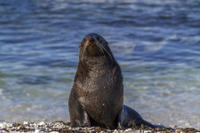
[0,122,12,129]
[113,129,119,133]
[124,128,133,133]
[38,121,46,126]
[0,121,199,133]
[23,121,29,125]
[35,129,40,133]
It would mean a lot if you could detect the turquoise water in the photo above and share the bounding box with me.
[0,0,200,129]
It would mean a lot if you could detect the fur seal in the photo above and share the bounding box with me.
[69,33,155,129]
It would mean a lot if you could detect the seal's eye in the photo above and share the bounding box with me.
[90,38,95,43]
[96,36,100,41]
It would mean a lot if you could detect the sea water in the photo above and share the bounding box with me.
[0,0,200,129]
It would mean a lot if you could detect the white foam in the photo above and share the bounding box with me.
[0,88,3,95]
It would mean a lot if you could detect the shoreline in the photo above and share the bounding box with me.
[0,121,199,133]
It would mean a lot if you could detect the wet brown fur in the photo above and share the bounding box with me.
[69,33,158,129]
[69,33,123,129]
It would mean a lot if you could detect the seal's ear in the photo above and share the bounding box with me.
[96,36,100,41]
[79,38,87,48]
[79,42,83,48]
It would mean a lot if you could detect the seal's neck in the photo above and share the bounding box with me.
[79,56,115,70]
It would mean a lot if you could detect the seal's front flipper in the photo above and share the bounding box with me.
[68,89,91,127]
[118,105,155,129]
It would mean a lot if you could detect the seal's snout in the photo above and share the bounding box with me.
[85,37,96,47]
[80,33,113,59]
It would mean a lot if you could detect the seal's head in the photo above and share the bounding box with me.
[79,33,113,62]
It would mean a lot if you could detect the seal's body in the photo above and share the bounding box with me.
[69,33,157,129]
[119,105,155,128]
[69,33,123,129]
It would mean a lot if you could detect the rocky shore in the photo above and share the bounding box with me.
[0,121,199,133]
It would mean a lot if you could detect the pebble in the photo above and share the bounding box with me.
[113,129,119,133]
[23,121,29,125]
[52,122,65,129]
[0,122,12,129]
[0,121,199,133]
[124,128,132,133]
[38,121,45,126]
[144,130,151,133]
[35,129,40,133]
[0,123,6,129]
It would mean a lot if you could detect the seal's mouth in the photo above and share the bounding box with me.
[80,33,113,60]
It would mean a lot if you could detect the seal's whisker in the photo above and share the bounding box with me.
[95,39,113,61]
[100,43,113,61]
[81,43,87,60]
[95,40,105,56]
[95,40,103,52]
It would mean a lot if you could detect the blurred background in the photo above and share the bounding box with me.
[0,0,200,129]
